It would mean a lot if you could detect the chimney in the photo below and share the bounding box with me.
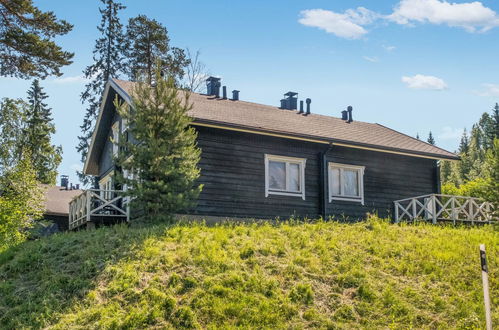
[299,100,304,114]
[347,106,353,123]
[75,184,80,190]
[206,76,221,97]
[222,86,227,99]
[341,110,348,121]
[305,98,311,115]
[60,175,69,189]
[232,90,240,101]
[280,92,298,110]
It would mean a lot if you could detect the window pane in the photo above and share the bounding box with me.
[343,169,359,197]
[288,163,300,192]
[330,168,340,195]
[269,161,286,190]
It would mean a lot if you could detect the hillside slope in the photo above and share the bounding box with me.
[0,219,497,329]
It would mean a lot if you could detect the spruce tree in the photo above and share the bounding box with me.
[483,138,499,214]
[125,15,189,84]
[458,129,469,154]
[115,67,202,222]
[440,160,451,184]
[416,133,420,140]
[24,80,62,184]
[427,131,435,145]
[0,0,73,78]
[77,0,126,185]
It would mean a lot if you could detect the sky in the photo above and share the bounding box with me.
[1,0,499,185]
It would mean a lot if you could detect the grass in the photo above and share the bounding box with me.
[0,217,497,329]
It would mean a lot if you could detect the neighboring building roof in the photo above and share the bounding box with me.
[42,185,82,216]
[112,79,458,160]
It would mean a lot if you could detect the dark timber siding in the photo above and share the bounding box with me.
[192,126,438,220]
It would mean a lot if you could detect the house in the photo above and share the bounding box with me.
[42,181,82,230]
[81,77,459,223]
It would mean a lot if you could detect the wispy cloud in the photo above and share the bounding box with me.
[474,83,499,97]
[438,126,464,140]
[382,45,396,52]
[363,56,379,62]
[401,74,447,90]
[298,7,378,39]
[51,75,89,84]
[299,1,499,39]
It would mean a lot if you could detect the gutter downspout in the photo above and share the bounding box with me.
[319,143,334,219]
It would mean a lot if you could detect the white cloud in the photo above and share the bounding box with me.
[438,126,464,140]
[51,75,89,84]
[474,83,499,97]
[401,74,447,90]
[383,45,396,52]
[299,1,499,39]
[298,7,378,39]
[363,56,379,62]
[388,0,499,32]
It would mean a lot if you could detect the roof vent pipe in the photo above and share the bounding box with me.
[222,86,227,99]
[299,100,304,114]
[347,106,353,123]
[305,98,311,115]
[232,90,240,101]
[341,110,348,121]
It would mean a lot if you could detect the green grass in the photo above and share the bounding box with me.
[0,217,497,329]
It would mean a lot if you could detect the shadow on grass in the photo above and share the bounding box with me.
[0,222,172,329]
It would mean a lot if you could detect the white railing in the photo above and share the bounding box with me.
[394,194,496,224]
[68,189,129,230]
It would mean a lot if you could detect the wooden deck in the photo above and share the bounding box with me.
[394,194,496,224]
[68,189,129,230]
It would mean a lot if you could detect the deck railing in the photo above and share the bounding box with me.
[394,194,496,224]
[68,189,129,230]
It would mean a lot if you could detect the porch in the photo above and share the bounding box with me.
[68,189,129,230]
[394,194,497,224]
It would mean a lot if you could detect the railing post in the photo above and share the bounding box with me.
[451,197,456,225]
[432,195,437,224]
[86,190,91,224]
[394,202,399,223]
[469,199,474,224]
[411,199,417,221]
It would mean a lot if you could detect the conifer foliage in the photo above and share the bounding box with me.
[77,0,126,185]
[24,80,62,184]
[427,131,435,145]
[0,0,74,79]
[125,15,189,84]
[115,68,202,221]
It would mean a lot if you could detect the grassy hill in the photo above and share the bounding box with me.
[0,218,497,329]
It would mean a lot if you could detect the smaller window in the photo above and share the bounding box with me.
[265,154,306,200]
[111,122,119,156]
[328,163,365,205]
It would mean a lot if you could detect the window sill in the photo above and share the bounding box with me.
[267,191,305,200]
[329,196,364,205]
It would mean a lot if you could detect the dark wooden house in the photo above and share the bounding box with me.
[81,77,459,223]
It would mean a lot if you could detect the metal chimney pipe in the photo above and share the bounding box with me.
[305,98,311,115]
[222,86,227,99]
[232,90,240,101]
[341,110,348,121]
[347,106,353,123]
[299,100,304,114]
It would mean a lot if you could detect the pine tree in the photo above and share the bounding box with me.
[115,67,202,222]
[440,160,451,184]
[24,80,62,184]
[77,0,126,185]
[125,15,189,84]
[427,131,435,145]
[0,0,73,79]
[458,128,469,154]
[493,103,499,140]
[483,138,499,214]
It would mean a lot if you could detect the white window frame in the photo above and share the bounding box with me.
[328,162,365,205]
[265,154,306,200]
[99,173,113,200]
[111,122,119,156]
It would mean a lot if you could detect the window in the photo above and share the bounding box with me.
[99,174,113,200]
[265,154,306,200]
[328,162,365,204]
[111,122,119,156]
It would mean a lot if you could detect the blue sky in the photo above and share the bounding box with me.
[1,0,499,185]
